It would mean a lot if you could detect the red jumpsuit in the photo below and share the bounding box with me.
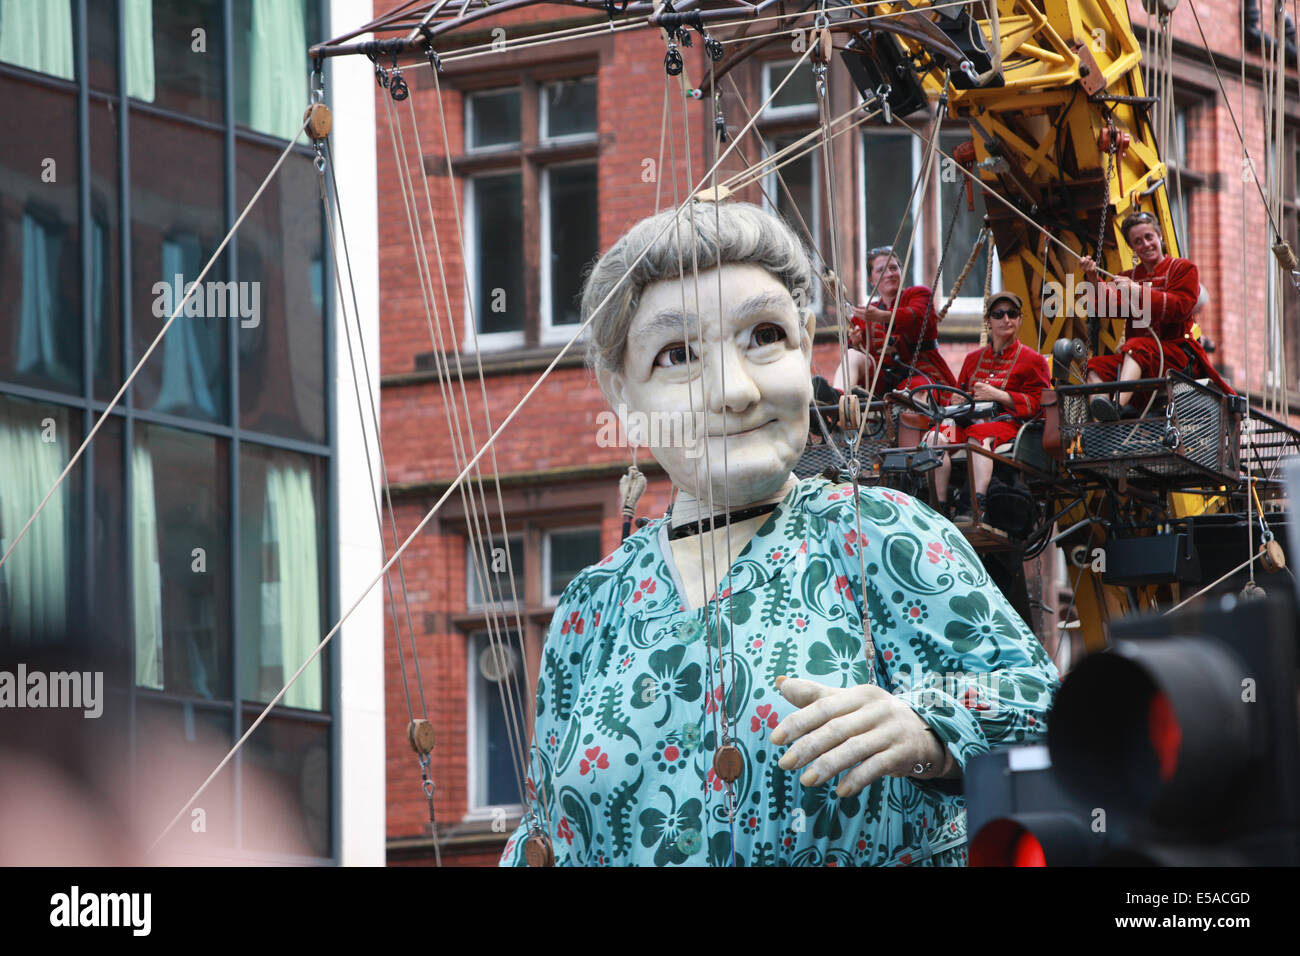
[1085,256,1234,393]
[850,285,957,393]
[940,341,1050,447]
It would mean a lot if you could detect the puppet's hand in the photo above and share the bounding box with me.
[769,677,948,797]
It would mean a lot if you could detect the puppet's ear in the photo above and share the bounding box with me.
[799,308,817,356]
[595,367,626,412]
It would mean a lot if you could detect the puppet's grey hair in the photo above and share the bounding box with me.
[582,202,815,374]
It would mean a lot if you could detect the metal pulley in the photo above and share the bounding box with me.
[664,42,683,76]
[389,71,409,100]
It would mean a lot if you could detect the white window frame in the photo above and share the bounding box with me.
[538,77,598,146]
[465,629,525,817]
[539,159,598,345]
[858,128,1000,321]
[465,532,524,611]
[859,132,925,289]
[541,525,603,605]
[762,134,824,313]
[463,173,526,352]
[761,59,818,121]
[464,87,522,154]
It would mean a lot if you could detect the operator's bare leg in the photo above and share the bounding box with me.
[972,439,996,496]
[924,428,951,506]
[1087,354,1142,407]
[1114,355,1142,408]
[832,351,867,393]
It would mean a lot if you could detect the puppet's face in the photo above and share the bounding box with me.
[601,263,814,506]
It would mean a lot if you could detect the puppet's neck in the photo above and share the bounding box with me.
[669,474,797,531]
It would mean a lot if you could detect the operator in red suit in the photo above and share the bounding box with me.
[1081,210,1234,420]
[831,246,957,396]
[824,246,957,446]
[924,292,1049,519]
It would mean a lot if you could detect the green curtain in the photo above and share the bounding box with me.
[261,457,321,710]
[0,0,74,80]
[132,441,164,689]
[0,400,67,640]
[249,0,307,141]
[124,0,155,102]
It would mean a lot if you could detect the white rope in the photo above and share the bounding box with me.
[865,91,947,400]
[382,85,535,807]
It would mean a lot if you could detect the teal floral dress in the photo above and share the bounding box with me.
[500,478,1059,866]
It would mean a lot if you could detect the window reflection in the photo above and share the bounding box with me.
[939,131,990,298]
[91,96,122,399]
[131,112,227,422]
[239,444,326,711]
[233,0,320,141]
[0,0,75,80]
[544,527,602,602]
[468,89,521,150]
[541,78,596,141]
[0,397,77,643]
[863,132,917,282]
[544,163,597,330]
[237,148,325,443]
[132,423,230,698]
[0,76,82,393]
[138,0,224,121]
[470,172,525,335]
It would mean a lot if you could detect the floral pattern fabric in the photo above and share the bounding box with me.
[499,478,1059,866]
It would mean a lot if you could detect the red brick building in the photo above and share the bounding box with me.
[373,0,1300,865]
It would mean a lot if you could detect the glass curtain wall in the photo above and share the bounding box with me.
[0,0,333,861]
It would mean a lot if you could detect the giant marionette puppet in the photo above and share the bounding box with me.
[500,201,1058,867]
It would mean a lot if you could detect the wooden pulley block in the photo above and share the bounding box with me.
[524,833,555,867]
[1259,538,1286,574]
[303,102,332,141]
[837,393,862,431]
[816,28,832,64]
[407,718,436,754]
[713,744,744,783]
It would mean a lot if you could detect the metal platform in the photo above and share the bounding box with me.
[1050,373,1241,489]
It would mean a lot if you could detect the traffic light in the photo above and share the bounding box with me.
[966,746,1104,866]
[967,593,1300,865]
[1050,593,1299,864]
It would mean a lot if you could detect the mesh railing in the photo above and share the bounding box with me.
[1056,374,1237,485]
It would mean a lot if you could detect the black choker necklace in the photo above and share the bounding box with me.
[667,502,781,540]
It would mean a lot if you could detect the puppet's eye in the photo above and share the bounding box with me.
[654,343,696,368]
[751,323,787,347]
